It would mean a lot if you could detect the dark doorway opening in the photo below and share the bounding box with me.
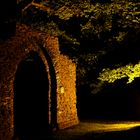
[14,51,49,139]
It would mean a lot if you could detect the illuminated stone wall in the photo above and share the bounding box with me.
[0,23,78,140]
[44,36,79,129]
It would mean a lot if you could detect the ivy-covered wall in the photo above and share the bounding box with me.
[0,23,78,140]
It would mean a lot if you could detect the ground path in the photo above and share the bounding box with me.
[44,119,140,140]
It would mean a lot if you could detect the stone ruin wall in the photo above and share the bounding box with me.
[44,36,79,129]
[0,23,78,140]
[56,55,79,129]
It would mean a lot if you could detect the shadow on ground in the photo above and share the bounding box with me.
[14,121,140,140]
[49,126,140,140]
[75,126,140,140]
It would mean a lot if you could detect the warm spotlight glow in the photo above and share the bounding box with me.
[60,120,140,134]
[90,121,140,132]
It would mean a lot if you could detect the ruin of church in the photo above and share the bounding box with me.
[0,22,79,139]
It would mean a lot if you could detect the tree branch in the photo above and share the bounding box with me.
[17,0,34,12]
[31,2,53,13]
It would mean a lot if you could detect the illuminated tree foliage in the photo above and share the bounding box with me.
[19,0,140,48]
[18,0,140,94]
[98,62,140,84]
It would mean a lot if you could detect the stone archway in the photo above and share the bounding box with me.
[0,24,78,140]
[14,51,50,139]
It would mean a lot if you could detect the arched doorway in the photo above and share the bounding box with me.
[14,51,49,139]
